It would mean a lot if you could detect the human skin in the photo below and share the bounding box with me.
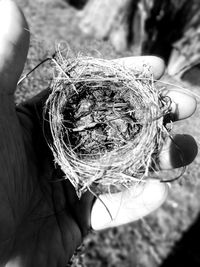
[0,0,198,266]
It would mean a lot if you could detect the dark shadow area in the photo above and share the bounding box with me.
[182,63,200,86]
[66,0,88,9]
[160,212,200,267]
[143,0,193,64]
[127,0,140,46]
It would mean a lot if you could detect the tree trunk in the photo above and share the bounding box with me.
[78,0,142,52]
[74,0,200,76]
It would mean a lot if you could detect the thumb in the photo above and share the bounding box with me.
[0,0,29,94]
[91,180,169,230]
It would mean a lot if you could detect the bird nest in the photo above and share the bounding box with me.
[44,55,170,197]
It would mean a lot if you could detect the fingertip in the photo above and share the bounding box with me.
[90,180,169,231]
[159,134,198,169]
[163,90,197,121]
[171,134,198,168]
[141,179,169,211]
[146,56,165,79]
[113,56,165,79]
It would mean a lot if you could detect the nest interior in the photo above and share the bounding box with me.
[45,56,169,197]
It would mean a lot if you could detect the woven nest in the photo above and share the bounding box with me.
[44,55,170,197]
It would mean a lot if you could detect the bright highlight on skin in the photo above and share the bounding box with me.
[91,179,169,230]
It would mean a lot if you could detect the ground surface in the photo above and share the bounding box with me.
[15,0,200,266]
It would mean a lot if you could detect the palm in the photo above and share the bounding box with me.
[0,2,91,263]
[0,88,93,266]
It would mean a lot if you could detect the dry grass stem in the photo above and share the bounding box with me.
[44,54,170,197]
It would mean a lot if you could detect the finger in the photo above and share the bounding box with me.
[158,134,198,170]
[162,89,197,122]
[91,180,168,230]
[63,179,96,237]
[0,0,30,94]
[112,56,165,80]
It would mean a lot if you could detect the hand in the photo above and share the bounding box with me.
[0,1,197,266]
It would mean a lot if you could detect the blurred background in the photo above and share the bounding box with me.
[15,0,200,266]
